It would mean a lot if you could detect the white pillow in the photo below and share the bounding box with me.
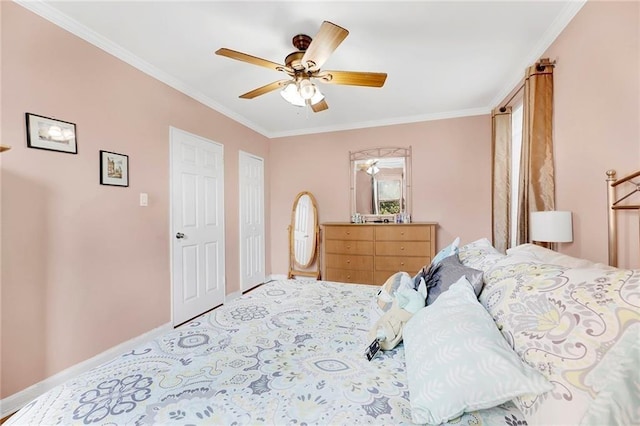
[506,243,614,270]
[403,276,552,425]
[458,238,507,273]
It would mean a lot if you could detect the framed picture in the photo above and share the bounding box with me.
[25,113,77,154]
[100,150,129,187]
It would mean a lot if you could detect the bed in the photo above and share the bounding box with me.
[7,278,526,425]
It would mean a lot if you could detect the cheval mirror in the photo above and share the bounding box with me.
[288,191,321,279]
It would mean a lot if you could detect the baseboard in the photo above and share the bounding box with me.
[268,273,287,281]
[0,322,173,418]
[224,290,241,303]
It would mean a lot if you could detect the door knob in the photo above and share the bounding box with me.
[176,232,185,239]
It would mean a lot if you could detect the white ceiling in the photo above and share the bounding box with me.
[18,1,585,138]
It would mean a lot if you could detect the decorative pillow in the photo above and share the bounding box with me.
[478,256,640,425]
[506,243,614,270]
[423,254,484,305]
[431,236,461,265]
[458,238,507,273]
[369,271,413,327]
[403,277,552,425]
[413,236,460,287]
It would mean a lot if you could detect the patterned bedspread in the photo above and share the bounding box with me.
[8,280,527,425]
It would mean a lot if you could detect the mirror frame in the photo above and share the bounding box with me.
[350,146,412,221]
[288,191,321,279]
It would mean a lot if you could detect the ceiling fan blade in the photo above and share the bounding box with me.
[301,21,349,71]
[239,80,289,99]
[216,48,291,73]
[310,99,329,113]
[317,70,387,87]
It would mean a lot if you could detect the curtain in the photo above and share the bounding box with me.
[491,107,512,253]
[517,58,555,244]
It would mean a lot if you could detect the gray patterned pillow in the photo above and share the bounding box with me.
[424,254,483,305]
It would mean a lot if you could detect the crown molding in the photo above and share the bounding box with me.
[14,0,270,137]
[489,0,587,109]
[267,106,490,139]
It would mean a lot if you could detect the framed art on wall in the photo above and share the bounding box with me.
[100,150,129,187]
[25,113,77,154]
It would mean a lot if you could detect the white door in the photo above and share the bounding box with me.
[239,151,265,292]
[170,127,225,326]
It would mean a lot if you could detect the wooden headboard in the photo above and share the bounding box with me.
[606,169,640,267]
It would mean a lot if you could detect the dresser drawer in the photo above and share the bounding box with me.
[325,240,374,255]
[324,225,374,241]
[322,222,436,288]
[325,254,373,270]
[375,225,431,241]
[375,256,426,273]
[375,241,429,257]
[326,268,375,285]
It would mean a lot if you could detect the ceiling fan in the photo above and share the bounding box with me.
[215,21,387,113]
[357,159,379,171]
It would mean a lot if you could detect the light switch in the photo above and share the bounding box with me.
[139,193,148,207]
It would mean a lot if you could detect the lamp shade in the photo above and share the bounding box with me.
[280,81,324,107]
[530,211,573,243]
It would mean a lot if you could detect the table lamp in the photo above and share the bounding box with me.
[530,211,573,250]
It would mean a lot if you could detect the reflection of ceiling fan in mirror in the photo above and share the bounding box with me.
[357,159,380,175]
[215,21,387,113]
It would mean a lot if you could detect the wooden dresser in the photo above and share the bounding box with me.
[322,222,437,285]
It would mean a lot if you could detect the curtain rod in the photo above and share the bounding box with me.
[499,60,556,113]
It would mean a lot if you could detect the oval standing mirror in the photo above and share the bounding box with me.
[288,191,321,279]
[350,147,412,221]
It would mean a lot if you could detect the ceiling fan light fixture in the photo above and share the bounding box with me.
[298,78,316,100]
[367,165,380,175]
[280,81,324,107]
[309,88,324,105]
[280,82,305,107]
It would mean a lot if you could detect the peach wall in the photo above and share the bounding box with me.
[0,2,270,397]
[543,0,639,268]
[269,116,492,275]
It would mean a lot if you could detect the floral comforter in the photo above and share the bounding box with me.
[8,280,526,425]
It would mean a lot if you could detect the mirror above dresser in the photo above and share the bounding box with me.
[350,147,411,222]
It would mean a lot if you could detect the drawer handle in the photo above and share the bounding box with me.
[400,262,405,266]
[347,245,351,249]
[347,275,351,279]
[401,231,405,235]
[346,231,351,235]
[400,246,405,251]
[346,259,351,264]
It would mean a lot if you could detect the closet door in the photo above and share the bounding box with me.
[170,127,225,326]
[239,151,265,292]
